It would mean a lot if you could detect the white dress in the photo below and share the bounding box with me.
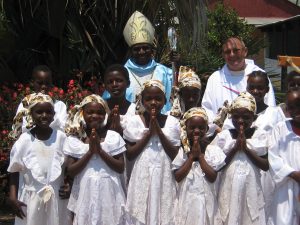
[16,99,67,132]
[123,115,180,225]
[64,130,126,225]
[212,129,268,225]
[119,102,136,191]
[172,147,225,225]
[201,62,276,123]
[268,121,300,225]
[7,130,71,225]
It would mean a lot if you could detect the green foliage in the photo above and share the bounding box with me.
[180,3,266,74]
[0,0,207,84]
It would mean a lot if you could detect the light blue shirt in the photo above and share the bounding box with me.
[103,59,173,114]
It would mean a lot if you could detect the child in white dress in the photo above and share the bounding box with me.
[212,92,268,225]
[268,88,300,225]
[278,70,300,118]
[169,66,202,118]
[10,65,67,139]
[222,71,284,217]
[103,64,136,188]
[124,80,180,225]
[64,94,126,225]
[104,64,136,134]
[172,107,224,225]
[8,93,71,225]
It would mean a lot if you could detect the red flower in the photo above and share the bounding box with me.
[25,87,31,95]
[48,92,53,97]
[59,89,64,95]
[12,92,17,100]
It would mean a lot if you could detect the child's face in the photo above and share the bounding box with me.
[231,108,255,131]
[247,76,269,104]
[186,116,208,141]
[32,71,53,93]
[287,76,300,91]
[179,86,201,111]
[83,102,106,129]
[142,86,165,115]
[286,91,300,124]
[104,71,128,98]
[31,102,55,128]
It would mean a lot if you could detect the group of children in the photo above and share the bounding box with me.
[6,64,300,225]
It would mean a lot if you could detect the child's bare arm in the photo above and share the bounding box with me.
[99,151,124,173]
[125,131,152,160]
[9,172,26,219]
[157,129,179,160]
[174,154,194,182]
[199,154,218,182]
[65,153,93,177]
[153,118,179,160]
[244,148,269,171]
[289,171,300,183]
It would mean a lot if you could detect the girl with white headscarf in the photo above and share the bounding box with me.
[209,92,269,225]
[8,93,71,225]
[172,107,224,225]
[124,80,181,225]
[63,94,126,225]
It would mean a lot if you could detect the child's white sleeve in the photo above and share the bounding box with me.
[123,116,147,142]
[101,130,126,156]
[205,145,226,171]
[7,140,25,173]
[171,147,186,171]
[63,136,87,158]
[52,101,68,131]
[268,125,294,184]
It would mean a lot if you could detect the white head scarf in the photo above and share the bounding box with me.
[180,107,208,153]
[9,93,54,140]
[135,79,165,114]
[170,66,201,118]
[228,91,257,116]
[65,94,110,139]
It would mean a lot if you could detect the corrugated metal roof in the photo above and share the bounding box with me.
[242,17,286,26]
[257,14,300,28]
[287,0,300,7]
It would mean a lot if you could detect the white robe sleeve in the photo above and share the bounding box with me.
[201,73,218,123]
[265,79,276,107]
[51,100,67,131]
[268,125,295,184]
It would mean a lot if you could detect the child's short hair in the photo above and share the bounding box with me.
[287,70,300,82]
[286,86,300,96]
[32,65,52,77]
[248,70,269,86]
[104,64,130,84]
